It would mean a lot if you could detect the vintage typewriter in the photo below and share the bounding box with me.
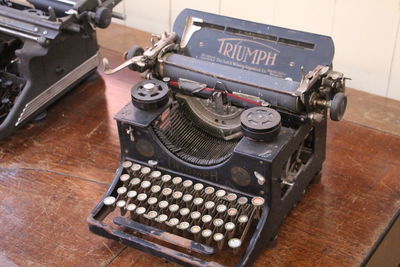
[0,0,122,140]
[88,9,347,267]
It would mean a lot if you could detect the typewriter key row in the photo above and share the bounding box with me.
[104,161,265,252]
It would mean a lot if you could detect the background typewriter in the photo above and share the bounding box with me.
[0,0,122,140]
[88,9,348,267]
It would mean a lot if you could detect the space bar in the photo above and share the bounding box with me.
[113,216,215,255]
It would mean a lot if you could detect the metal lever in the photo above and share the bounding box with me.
[102,56,143,75]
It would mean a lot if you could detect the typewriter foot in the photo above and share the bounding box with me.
[267,235,278,248]
[32,110,48,123]
[310,170,322,184]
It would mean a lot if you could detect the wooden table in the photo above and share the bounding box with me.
[0,24,399,267]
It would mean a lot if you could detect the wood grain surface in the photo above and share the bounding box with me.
[0,39,399,266]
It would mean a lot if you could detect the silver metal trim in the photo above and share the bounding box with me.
[16,52,100,126]
[0,25,39,41]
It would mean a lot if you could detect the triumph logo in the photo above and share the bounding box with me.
[217,38,279,66]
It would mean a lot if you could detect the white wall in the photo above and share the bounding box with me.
[114,0,400,100]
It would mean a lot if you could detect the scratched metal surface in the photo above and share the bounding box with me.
[0,48,399,266]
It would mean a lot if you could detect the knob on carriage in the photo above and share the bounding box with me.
[240,107,281,142]
[330,92,347,121]
[131,79,170,110]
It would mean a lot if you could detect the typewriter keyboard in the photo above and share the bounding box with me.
[101,161,265,254]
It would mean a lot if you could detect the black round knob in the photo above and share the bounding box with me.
[94,7,112,29]
[126,45,144,71]
[240,107,281,142]
[131,80,170,110]
[330,92,347,121]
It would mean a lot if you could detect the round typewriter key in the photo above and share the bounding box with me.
[172,177,182,186]
[161,188,172,197]
[131,164,141,172]
[204,186,215,196]
[215,190,226,198]
[238,215,249,224]
[116,200,126,207]
[127,190,138,199]
[193,183,204,192]
[205,201,215,210]
[225,222,236,231]
[137,193,148,202]
[103,196,116,206]
[182,180,193,189]
[135,207,146,215]
[183,194,193,204]
[177,221,190,231]
[150,171,162,179]
[130,178,141,187]
[145,211,158,220]
[216,204,227,214]
[172,191,183,201]
[190,225,201,235]
[126,203,137,211]
[202,229,213,245]
[169,204,179,214]
[226,193,238,202]
[213,233,225,249]
[150,185,161,194]
[117,186,127,195]
[120,174,130,182]
[201,215,212,224]
[158,200,169,210]
[140,180,151,190]
[228,238,242,254]
[237,196,248,206]
[161,174,172,183]
[122,161,133,169]
[251,196,265,206]
[156,214,168,223]
[141,167,151,176]
[227,208,238,218]
[213,218,224,228]
[147,197,158,206]
[179,208,190,217]
[193,197,204,206]
[190,211,201,221]
[166,218,179,227]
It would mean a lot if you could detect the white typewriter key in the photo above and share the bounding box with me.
[228,238,242,254]
[216,204,227,214]
[127,190,138,199]
[172,191,183,202]
[161,188,172,198]
[117,200,127,216]
[225,193,238,202]
[137,193,148,203]
[150,185,161,195]
[120,174,130,184]
[177,221,190,237]
[215,190,226,199]
[190,225,202,241]
[193,197,204,209]
[193,183,204,195]
[251,196,265,219]
[205,201,215,211]
[201,215,213,227]
[179,208,190,217]
[158,200,169,211]
[182,180,193,192]
[117,186,127,195]
[213,233,225,250]
[122,161,133,169]
[238,215,249,230]
[129,178,141,188]
[201,229,213,245]
[166,218,179,231]
[213,218,224,230]
[168,204,180,215]
[140,180,151,190]
[237,196,248,206]
[172,177,183,188]
[204,186,215,196]
[182,194,193,205]
[227,208,238,219]
[127,204,137,219]
[135,207,146,221]
[144,211,158,221]
[161,174,172,184]
[130,164,142,173]
[224,222,236,239]
[103,196,116,206]
[150,171,162,180]
[155,214,168,223]
[141,167,151,176]
[147,197,158,206]
[190,211,201,222]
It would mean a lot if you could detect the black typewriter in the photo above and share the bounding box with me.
[88,9,348,267]
[0,0,122,140]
